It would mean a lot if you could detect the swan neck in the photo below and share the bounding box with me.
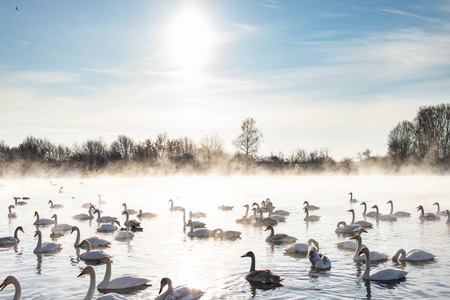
[12,277,22,300]
[436,203,441,213]
[362,250,371,280]
[350,210,355,224]
[85,270,96,300]
[389,202,394,215]
[362,203,367,214]
[305,208,309,217]
[35,232,42,251]
[244,206,249,218]
[249,253,256,272]
[14,227,20,241]
[354,236,363,256]
[100,259,112,286]
[74,227,81,248]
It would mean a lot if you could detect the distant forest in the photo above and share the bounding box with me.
[1,103,450,177]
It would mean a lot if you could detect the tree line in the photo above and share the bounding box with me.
[1,104,449,177]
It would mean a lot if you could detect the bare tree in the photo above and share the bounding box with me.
[387,120,416,162]
[110,135,134,160]
[233,117,263,158]
[198,135,225,165]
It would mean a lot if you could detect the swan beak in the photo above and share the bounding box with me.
[19,227,24,233]
[0,279,8,291]
[70,227,76,234]
[350,235,356,240]
[77,268,87,278]
[34,231,39,237]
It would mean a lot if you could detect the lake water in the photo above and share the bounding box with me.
[1,175,449,299]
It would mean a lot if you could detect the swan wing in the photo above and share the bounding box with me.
[166,286,205,300]
[102,275,150,290]
[284,242,309,253]
[370,267,407,281]
[406,249,435,261]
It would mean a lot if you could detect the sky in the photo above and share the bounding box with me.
[1,0,450,160]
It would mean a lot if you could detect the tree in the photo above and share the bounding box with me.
[110,135,134,160]
[387,120,416,162]
[233,117,263,158]
[198,135,225,165]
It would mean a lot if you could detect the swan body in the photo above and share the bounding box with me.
[8,205,17,218]
[97,256,151,292]
[417,205,438,220]
[48,200,64,209]
[79,240,111,262]
[137,209,157,219]
[0,275,22,300]
[265,225,297,244]
[33,211,55,226]
[186,220,212,238]
[372,205,397,221]
[169,199,184,211]
[122,203,138,215]
[241,251,283,285]
[115,218,135,240]
[0,226,24,247]
[386,200,410,217]
[350,234,388,262]
[304,207,320,221]
[78,266,130,300]
[252,209,278,227]
[267,205,286,222]
[51,214,73,234]
[213,228,241,240]
[308,245,331,270]
[156,277,204,300]
[348,209,372,228]
[269,203,290,216]
[433,202,447,216]
[34,230,61,253]
[82,202,93,208]
[182,209,205,228]
[236,205,252,224]
[336,240,361,251]
[97,221,120,233]
[73,205,96,220]
[360,202,377,218]
[335,221,361,235]
[349,192,357,202]
[392,249,435,262]
[358,247,407,281]
[218,205,234,211]
[71,226,110,248]
[94,209,118,223]
[303,201,319,210]
[14,198,27,206]
[190,211,206,218]
[284,238,317,254]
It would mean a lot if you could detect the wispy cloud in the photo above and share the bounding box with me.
[4,70,78,87]
[229,23,257,32]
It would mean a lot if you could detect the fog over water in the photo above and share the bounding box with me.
[1,175,449,299]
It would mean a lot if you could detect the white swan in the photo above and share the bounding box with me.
[33,230,61,253]
[71,226,110,248]
[392,249,435,262]
[372,205,397,221]
[240,251,283,285]
[186,219,212,238]
[169,199,184,211]
[78,266,129,300]
[357,247,407,281]
[14,198,26,206]
[48,200,64,209]
[265,225,297,244]
[350,232,388,262]
[335,221,361,235]
[82,194,105,209]
[122,210,140,227]
[51,214,73,234]
[236,204,252,224]
[347,209,372,228]
[115,218,135,241]
[190,210,206,218]
[386,200,410,217]
[33,211,55,226]
[78,240,111,262]
[304,207,320,221]
[308,242,331,270]
[360,202,377,218]
[94,209,117,223]
[267,204,286,222]
[0,226,24,247]
[122,203,138,215]
[155,277,204,300]
[7,205,17,218]
[252,208,278,227]
[59,186,64,193]
[433,202,447,216]
[73,205,96,220]
[182,208,205,229]
[137,209,157,219]
[213,228,241,240]
[0,275,21,300]
[217,205,234,211]
[97,256,151,292]
[417,205,438,220]
[349,192,357,202]
[284,238,317,254]
[97,220,120,233]
[268,202,290,216]
[303,201,319,210]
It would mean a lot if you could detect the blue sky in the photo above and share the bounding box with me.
[1,0,450,160]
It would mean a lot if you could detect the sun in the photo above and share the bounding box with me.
[166,9,217,73]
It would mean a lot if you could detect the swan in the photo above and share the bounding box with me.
[33,230,61,253]
[348,209,372,228]
[78,240,111,262]
[78,266,130,300]
[82,194,105,209]
[51,214,73,234]
[308,243,331,270]
[252,202,269,213]
[217,205,234,211]
[386,200,410,217]
[7,205,17,218]
[265,225,297,244]
[186,220,212,238]
[372,205,397,221]
[97,256,151,292]
[182,208,205,229]
[349,192,357,202]
[304,207,320,221]
[213,228,241,240]
[71,226,110,248]
[82,202,94,209]
[94,209,117,223]
[122,210,140,227]
[433,202,447,216]
[0,226,24,247]
[350,232,388,262]
[115,217,135,240]
[137,209,157,219]
[335,221,361,235]
[360,202,377,218]
[446,210,450,224]
[417,205,438,220]
[59,186,64,193]
[252,208,278,227]
[14,198,26,206]
[122,203,138,215]
[97,220,120,233]
[241,251,283,285]
[267,204,286,222]
[169,199,184,211]
[190,211,206,218]
[73,205,96,220]
[392,249,435,262]
[284,238,317,254]
[267,202,290,216]
[33,211,55,226]
[357,247,407,281]
[0,275,21,300]
[48,200,64,209]
[303,201,320,210]
[236,204,252,224]
[155,277,204,300]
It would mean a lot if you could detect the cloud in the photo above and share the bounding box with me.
[4,70,78,87]
[229,23,257,32]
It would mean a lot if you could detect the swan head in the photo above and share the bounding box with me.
[48,200,52,204]
[264,225,274,232]
[240,251,255,258]
[357,246,369,256]
[16,226,24,234]
[447,209,450,216]
[34,211,38,217]
[77,266,94,278]
[243,204,249,208]
[387,200,393,204]
[416,205,424,211]
[98,256,112,265]
[353,227,367,235]
[168,199,173,203]
[158,277,173,294]
[51,214,57,219]
[433,202,439,206]
[0,276,19,291]
[70,226,78,234]
[371,205,378,209]
[79,239,91,248]
[252,202,259,207]
[347,209,354,213]
[34,230,41,238]
[303,201,309,205]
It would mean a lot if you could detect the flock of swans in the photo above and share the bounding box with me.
[1,182,449,299]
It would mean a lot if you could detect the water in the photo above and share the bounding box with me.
[1,175,449,299]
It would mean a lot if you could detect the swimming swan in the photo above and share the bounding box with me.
[360,202,377,218]
[0,275,21,300]
[417,205,438,220]
[386,200,410,217]
[349,192,357,203]
[137,209,157,219]
[213,228,241,240]
[304,207,320,221]
[78,266,129,300]
[241,251,283,285]
[190,211,207,218]
[33,211,55,226]
[186,220,212,238]
[115,217,135,241]
[71,226,110,248]
[168,199,184,211]
[122,203,138,215]
[73,205,96,220]
[94,209,118,223]
[335,221,361,235]
[347,209,372,228]
[97,220,121,233]
[0,226,24,247]
[371,205,397,221]
[97,256,151,292]
[34,230,61,253]
[392,249,435,262]
[350,232,388,262]
[308,243,331,270]
[51,214,73,234]
[78,240,111,262]
[265,225,297,244]
[433,202,447,216]
[303,201,320,210]
[182,209,206,229]
[284,238,317,254]
[48,200,64,209]
[357,247,407,281]
[155,277,204,300]
[7,205,17,218]
[236,204,252,224]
